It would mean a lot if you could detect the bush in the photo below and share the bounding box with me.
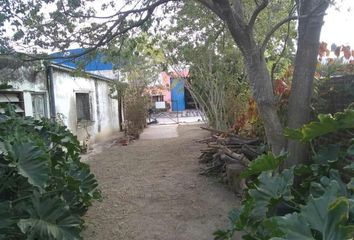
[0,111,101,239]
[214,108,354,239]
[123,86,148,138]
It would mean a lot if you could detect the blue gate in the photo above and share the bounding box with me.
[170,78,185,112]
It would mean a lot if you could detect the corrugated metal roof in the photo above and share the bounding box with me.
[51,48,114,71]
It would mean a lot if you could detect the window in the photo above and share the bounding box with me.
[32,93,47,119]
[0,92,25,116]
[76,93,91,121]
[152,95,164,102]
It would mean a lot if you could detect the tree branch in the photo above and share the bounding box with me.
[260,15,297,54]
[9,0,173,63]
[271,19,292,83]
[261,0,329,53]
[248,0,269,29]
[195,0,225,21]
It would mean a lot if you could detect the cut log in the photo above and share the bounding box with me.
[200,126,237,137]
[241,144,262,160]
[220,154,243,165]
[228,136,259,145]
[226,164,246,194]
[220,146,250,166]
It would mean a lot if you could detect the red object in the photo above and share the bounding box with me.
[275,78,289,95]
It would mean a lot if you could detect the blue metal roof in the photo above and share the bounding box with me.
[51,48,113,71]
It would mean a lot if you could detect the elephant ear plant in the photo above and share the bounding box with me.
[214,108,354,240]
[0,109,101,240]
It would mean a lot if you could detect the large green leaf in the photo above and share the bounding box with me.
[241,152,286,178]
[310,170,348,198]
[248,168,294,221]
[347,142,354,155]
[313,144,340,164]
[69,163,99,197]
[284,109,354,142]
[0,141,6,155]
[348,178,354,192]
[324,197,354,240]
[276,182,354,239]
[273,213,314,240]
[6,142,49,190]
[302,181,339,233]
[249,168,294,202]
[0,201,16,232]
[17,193,82,240]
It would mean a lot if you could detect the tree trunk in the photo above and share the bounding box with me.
[244,51,287,154]
[286,0,329,167]
[226,23,287,155]
[118,95,123,131]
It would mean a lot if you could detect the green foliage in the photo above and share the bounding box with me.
[0,112,101,239]
[284,108,354,142]
[241,152,287,178]
[107,33,161,137]
[215,108,354,239]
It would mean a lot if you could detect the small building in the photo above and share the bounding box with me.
[0,62,120,146]
[147,70,196,112]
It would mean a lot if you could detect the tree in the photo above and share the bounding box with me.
[0,0,331,166]
[106,33,165,136]
[195,1,329,163]
[161,1,296,132]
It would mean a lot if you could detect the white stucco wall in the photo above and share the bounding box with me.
[94,80,119,141]
[52,68,119,143]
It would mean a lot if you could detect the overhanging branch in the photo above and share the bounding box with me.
[11,0,174,63]
[248,0,269,29]
[195,0,226,21]
[260,15,297,54]
[261,0,329,54]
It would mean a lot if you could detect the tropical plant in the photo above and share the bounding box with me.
[214,108,354,239]
[0,108,101,239]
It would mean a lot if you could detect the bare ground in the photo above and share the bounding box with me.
[82,124,240,240]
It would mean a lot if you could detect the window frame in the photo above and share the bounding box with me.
[31,92,48,119]
[75,92,93,123]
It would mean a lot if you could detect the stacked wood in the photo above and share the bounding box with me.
[198,127,263,193]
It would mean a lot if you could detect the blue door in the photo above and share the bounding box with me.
[170,78,185,111]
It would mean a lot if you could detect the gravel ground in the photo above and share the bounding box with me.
[81,124,240,240]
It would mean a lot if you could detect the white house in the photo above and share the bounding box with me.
[0,63,120,146]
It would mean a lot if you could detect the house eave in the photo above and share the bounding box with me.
[48,63,115,83]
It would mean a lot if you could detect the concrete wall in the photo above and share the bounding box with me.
[52,68,119,143]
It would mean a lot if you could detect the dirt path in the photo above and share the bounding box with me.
[82,124,240,240]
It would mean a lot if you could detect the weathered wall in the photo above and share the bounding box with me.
[0,66,49,117]
[94,80,119,141]
[52,68,119,143]
[1,64,120,144]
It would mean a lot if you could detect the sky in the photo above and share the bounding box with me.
[321,0,354,47]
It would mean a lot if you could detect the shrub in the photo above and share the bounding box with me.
[214,108,354,239]
[0,111,101,239]
[123,85,149,138]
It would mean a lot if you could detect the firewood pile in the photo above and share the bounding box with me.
[198,127,263,192]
